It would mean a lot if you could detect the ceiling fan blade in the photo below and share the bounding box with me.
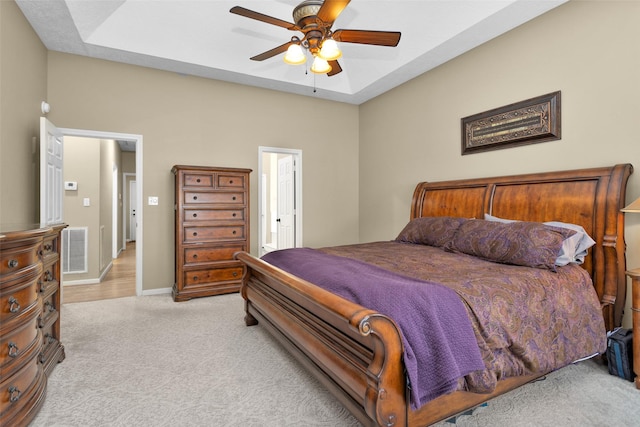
[250,41,293,61]
[230,6,297,30]
[317,0,351,25]
[333,29,401,47]
[327,60,342,76]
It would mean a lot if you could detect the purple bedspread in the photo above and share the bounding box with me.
[261,248,485,409]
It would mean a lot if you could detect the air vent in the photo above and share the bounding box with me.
[62,227,88,274]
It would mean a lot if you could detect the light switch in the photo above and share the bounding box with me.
[83,198,90,207]
[148,196,159,206]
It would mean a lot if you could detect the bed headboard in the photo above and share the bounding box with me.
[410,164,633,330]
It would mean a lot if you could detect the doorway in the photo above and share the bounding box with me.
[258,147,302,257]
[58,127,143,297]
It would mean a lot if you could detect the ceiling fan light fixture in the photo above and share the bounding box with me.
[318,39,341,61]
[283,44,306,65]
[230,2,401,77]
[310,56,332,74]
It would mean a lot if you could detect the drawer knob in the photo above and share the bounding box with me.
[232,213,237,217]
[232,230,237,235]
[232,196,236,201]
[8,296,21,313]
[8,259,18,268]
[8,386,21,403]
[193,232,198,237]
[44,244,52,251]
[229,180,234,184]
[193,213,197,218]
[233,272,238,277]
[193,275,198,281]
[196,178,201,183]
[193,196,198,200]
[8,342,19,358]
[192,254,198,259]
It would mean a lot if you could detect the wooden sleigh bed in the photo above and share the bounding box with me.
[235,163,633,426]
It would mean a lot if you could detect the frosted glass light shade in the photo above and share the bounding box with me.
[284,44,306,65]
[318,39,342,61]
[310,57,332,74]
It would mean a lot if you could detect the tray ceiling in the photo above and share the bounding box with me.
[17,0,566,105]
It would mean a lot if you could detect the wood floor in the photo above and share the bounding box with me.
[62,241,137,304]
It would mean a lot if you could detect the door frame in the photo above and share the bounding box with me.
[59,127,143,297]
[258,146,303,257]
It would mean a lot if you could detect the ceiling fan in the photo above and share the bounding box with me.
[230,0,401,76]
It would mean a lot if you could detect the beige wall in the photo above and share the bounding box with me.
[63,137,101,280]
[0,0,47,224]
[99,138,119,273]
[359,1,640,328]
[122,151,136,173]
[45,51,360,293]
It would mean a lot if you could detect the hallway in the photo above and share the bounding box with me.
[62,242,136,304]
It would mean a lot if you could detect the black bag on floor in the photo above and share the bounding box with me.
[606,328,634,382]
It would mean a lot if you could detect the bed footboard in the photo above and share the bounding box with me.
[236,251,407,427]
[237,251,551,426]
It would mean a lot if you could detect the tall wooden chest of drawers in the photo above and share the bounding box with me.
[0,224,66,427]
[172,166,251,301]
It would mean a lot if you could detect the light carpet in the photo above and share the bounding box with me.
[31,294,640,426]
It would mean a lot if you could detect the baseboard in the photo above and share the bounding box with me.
[142,287,172,296]
[64,278,101,286]
[63,261,113,286]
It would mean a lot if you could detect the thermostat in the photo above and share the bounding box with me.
[65,181,78,191]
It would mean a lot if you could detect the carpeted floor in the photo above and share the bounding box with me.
[31,294,639,426]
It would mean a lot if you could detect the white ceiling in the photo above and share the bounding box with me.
[17,0,566,105]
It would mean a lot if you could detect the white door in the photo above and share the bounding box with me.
[40,117,64,225]
[257,147,303,257]
[129,180,137,241]
[277,155,295,249]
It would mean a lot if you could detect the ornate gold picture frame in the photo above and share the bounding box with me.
[461,91,561,155]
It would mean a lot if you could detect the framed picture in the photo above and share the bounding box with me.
[461,91,561,155]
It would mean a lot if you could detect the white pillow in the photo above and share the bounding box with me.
[484,214,596,266]
[543,221,595,265]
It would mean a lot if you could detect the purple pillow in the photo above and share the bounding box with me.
[444,219,576,271]
[396,217,468,248]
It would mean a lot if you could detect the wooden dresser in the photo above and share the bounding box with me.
[172,166,251,301]
[0,224,66,427]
